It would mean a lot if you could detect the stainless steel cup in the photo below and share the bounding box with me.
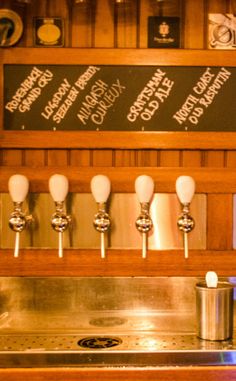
[196,281,234,341]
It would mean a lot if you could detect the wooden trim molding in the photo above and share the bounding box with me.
[0,366,236,381]
[1,131,236,149]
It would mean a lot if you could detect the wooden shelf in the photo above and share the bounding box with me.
[0,249,235,277]
[1,48,236,66]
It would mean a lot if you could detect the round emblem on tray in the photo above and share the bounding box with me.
[78,336,122,349]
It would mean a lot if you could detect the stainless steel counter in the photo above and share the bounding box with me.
[0,277,235,368]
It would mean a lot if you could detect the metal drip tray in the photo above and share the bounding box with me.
[0,333,234,352]
[0,277,235,368]
[0,332,236,368]
[1,309,236,368]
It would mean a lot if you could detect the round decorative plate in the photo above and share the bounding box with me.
[0,9,23,47]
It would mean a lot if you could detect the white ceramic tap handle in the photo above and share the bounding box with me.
[206,271,218,288]
[49,174,69,202]
[8,174,29,203]
[135,175,154,203]
[176,175,195,204]
[91,175,111,203]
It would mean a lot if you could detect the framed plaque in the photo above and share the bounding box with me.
[208,14,236,49]
[33,17,64,47]
[148,16,180,48]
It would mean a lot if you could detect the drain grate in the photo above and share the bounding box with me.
[89,317,127,327]
[78,336,122,349]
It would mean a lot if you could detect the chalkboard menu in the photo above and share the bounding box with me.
[3,64,236,131]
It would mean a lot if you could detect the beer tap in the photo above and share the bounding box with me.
[91,175,111,259]
[176,175,195,260]
[8,174,31,258]
[49,174,71,258]
[135,175,154,259]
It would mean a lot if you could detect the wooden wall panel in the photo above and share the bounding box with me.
[136,150,159,167]
[114,1,139,48]
[226,151,236,167]
[182,151,203,167]
[46,150,69,166]
[24,150,46,167]
[184,0,205,48]
[94,0,114,47]
[1,150,23,166]
[114,150,137,167]
[70,150,91,166]
[1,0,12,8]
[204,151,226,167]
[206,0,228,13]
[207,194,233,250]
[71,3,95,48]
[204,148,232,251]
[159,151,181,167]
[91,150,114,167]
[229,0,236,13]
[139,0,150,48]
